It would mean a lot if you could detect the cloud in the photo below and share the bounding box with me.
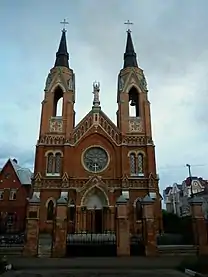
[0,0,208,194]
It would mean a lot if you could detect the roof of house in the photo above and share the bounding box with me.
[4,158,32,185]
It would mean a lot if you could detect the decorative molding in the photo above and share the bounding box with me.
[49,117,63,133]
[129,117,143,133]
[33,176,150,190]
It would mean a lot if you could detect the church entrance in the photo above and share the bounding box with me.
[66,187,117,257]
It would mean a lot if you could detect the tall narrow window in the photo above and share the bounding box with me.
[135,199,143,220]
[129,87,139,117]
[138,153,144,175]
[54,153,62,174]
[47,200,54,220]
[47,153,54,174]
[53,87,63,117]
[130,153,136,175]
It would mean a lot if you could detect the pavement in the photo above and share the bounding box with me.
[8,256,189,270]
[1,269,187,277]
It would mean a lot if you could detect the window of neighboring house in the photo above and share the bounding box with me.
[9,190,17,200]
[0,190,4,200]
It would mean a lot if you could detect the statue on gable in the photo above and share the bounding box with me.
[92,81,100,107]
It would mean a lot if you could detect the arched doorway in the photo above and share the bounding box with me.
[66,186,117,257]
[82,186,109,233]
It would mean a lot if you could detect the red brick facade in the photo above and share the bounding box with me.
[31,29,162,242]
[0,159,32,232]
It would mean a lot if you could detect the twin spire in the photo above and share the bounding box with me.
[54,20,138,70]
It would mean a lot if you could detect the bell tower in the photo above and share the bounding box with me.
[34,23,75,175]
[117,25,151,140]
[117,22,158,182]
[39,25,75,139]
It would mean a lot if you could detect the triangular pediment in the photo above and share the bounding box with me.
[79,176,107,194]
[72,109,120,146]
[123,70,142,92]
[62,172,69,182]
[34,172,42,182]
[45,67,69,93]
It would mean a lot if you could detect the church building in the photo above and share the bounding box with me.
[27,23,162,257]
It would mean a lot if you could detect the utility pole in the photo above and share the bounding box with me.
[186,164,194,198]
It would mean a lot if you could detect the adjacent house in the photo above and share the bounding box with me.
[163,177,208,217]
[0,158,32,233]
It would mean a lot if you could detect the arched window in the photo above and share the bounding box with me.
[138,153,144,175]
[47,153,54,173]
[130,153,136,175]
[135,199,143,221]
[47,200,54,220]
[54,153,62,174]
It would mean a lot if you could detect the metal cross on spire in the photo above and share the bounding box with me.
[124,20,133,32]
[60,19,69,32]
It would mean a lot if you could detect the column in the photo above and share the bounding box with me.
[75,206,81,232]
[142,195,158,256]
[23,195,40,257]
[116,195,130,256]
[189,196,208,255]
[52,196,68,257]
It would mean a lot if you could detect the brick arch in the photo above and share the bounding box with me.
[136,150,146,157]
[127,83,142,94]
[54,150,64,157]
[51,83,66,93]
[45,197,56,208]
[80,185,110,208]
[44,150,55,157]
[127,150,137,157]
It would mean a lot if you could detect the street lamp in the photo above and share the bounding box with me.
[186,164,194,198]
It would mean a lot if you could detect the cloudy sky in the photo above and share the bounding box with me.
[0,0,208,193]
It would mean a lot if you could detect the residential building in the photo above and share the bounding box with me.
[0,158,32,233]
[163,177,208,217]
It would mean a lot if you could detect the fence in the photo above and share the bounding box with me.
[66,208,117,257]
[0,219,25,255]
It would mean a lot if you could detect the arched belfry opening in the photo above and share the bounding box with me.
[129,86,139,117]
[53,86,64,117]
[81,186,109,233]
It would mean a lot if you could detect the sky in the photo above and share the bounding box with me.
[0,0,208,194]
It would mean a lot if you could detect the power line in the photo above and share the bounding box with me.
[158,164,207,171]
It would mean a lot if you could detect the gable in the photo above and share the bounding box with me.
[0,159,32,186]
[72,109,120,146]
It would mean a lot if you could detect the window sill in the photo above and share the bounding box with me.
[130,174,145,178]
[46,173,61,177]
[46,220,53,223]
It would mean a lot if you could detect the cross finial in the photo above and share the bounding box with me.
[60,19,69,32]
[124,20,133,32]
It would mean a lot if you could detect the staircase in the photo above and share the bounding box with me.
[38,234,52,257]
